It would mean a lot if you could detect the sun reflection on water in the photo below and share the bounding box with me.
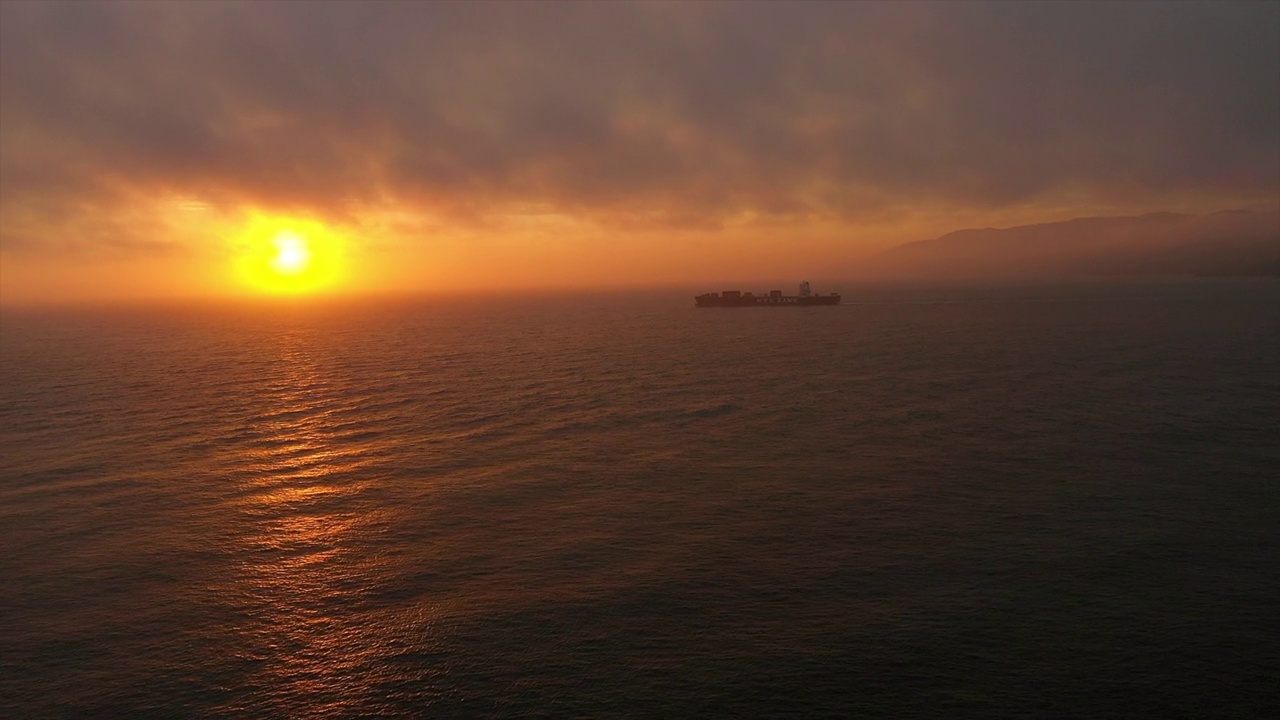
[213,339,440,716]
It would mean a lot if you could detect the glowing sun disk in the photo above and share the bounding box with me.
[231,213,346,295]
[271,231,312,275]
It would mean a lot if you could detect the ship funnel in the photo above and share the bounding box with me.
[799,281,811,297]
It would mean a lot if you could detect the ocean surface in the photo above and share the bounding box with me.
[2,279,1277,719]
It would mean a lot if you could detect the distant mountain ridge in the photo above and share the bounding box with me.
[867,210,1280,279]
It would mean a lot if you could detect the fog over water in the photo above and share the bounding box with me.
[2,280,1277,717]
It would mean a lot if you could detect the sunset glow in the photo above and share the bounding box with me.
[232,215,345,295]
[2,3,1278,717]
[0,2,1276,305]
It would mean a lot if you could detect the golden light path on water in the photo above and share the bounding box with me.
[211,334,445,716]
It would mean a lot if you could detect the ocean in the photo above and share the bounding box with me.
[2,279,1277,718]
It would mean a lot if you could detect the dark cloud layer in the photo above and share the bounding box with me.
[2,0,1277,249]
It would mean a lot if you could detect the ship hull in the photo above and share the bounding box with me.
[694,293,841,307]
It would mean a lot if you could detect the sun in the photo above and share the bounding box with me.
[232,213,345,295]
[270,230,312,275]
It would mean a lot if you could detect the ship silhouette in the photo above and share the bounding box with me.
[695,281,840,307]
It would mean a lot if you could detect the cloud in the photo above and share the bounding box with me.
[2,0,1277,256]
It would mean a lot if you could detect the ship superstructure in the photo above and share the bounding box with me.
[695,281,840,307]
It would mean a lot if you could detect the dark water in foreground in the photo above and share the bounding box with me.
[2,280,1278,718]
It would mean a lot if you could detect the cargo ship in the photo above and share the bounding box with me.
[695,281,840,307]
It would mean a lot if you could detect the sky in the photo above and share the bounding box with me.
[1,0,1277,304]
